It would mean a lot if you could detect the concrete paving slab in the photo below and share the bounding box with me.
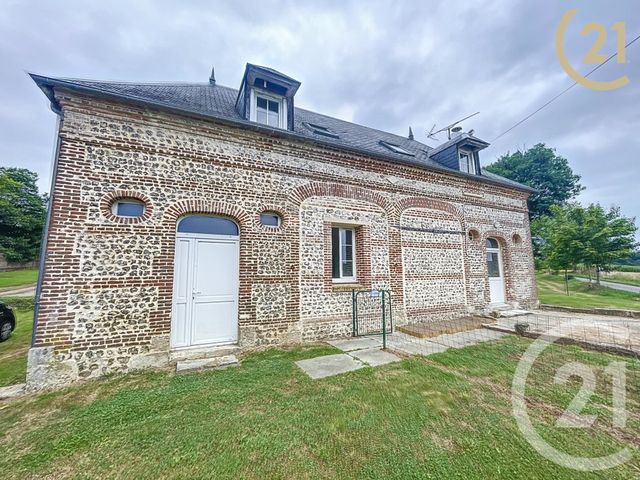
[388,338,449,356]
[349,348,401,366]
[296,353,364,379]
[327,336,382,352]
[428,329,506,348]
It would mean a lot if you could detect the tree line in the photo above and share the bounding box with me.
[0,167,48,264]
[485,144,637,284]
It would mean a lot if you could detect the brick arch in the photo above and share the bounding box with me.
[99,189,154,224]
[397,197,467,320]
[397,197,462,222]
[163,199,251,231]
[289,182,396,215]
[482,230,514,303]
[154,199,253,341]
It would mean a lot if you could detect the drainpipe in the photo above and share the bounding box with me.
[31,105,63,347]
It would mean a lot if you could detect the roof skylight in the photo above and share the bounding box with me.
[379,141,414,156]
[303,122,339,139]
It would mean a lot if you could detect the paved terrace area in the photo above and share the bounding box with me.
[296,309,639,379]
[495,311,640,353]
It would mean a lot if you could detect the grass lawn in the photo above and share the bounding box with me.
[537,273,640,311]
[0,305,33,387]
[0,336,638,479]
[0,268,38,289]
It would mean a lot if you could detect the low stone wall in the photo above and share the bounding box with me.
[539,304,640,319]
[0,255,37,272]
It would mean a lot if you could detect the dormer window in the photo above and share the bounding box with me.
[459,150,477,174]
[237,64,300,131]
[379,141,414,156]
[251,91,285,128]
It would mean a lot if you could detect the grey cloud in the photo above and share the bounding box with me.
[1,0,637,234]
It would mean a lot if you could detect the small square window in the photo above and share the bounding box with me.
[260,212,281,227]
[112,199,145,218]
[331,226,356,282]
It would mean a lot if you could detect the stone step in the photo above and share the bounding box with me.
[169,344,240,364]
[0,383,25,400]
[490,303,513,311]
[496,309,531,318]
[175,354,239,374]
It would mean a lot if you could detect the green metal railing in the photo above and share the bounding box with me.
[351,289,392,349]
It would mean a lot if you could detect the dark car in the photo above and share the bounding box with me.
[0,302,16,342]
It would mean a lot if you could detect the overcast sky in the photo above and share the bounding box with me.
[1,0,637,236]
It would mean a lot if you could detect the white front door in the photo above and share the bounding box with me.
[171,233,239,348]
[486,238,505,304]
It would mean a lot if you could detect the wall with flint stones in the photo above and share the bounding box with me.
[27,90,536,389]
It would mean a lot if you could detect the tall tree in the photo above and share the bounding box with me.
[580,204,637,284]
[535,204,586,292]
[485,143,584,219]
[0,167,48,263]
[537,203,637,285]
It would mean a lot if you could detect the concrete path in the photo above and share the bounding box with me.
[575,276,640,294]
[0,284,36,297]
[295,354,366,379]
[296,337,401,379]
[496,310,640,352]
[387,328,507,357]
[297,328,509,379]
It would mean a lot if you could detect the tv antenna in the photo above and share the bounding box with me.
[428,112,480,141]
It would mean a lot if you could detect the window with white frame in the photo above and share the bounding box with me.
[459,150,477,174]
[111,198,145,218]
[252,92,285,128]
[259,211,281,227]
[331,227,356,282]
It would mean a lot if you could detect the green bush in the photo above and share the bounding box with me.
[0,295,35,310]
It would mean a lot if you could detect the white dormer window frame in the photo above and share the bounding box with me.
[459,149,477,175]
[249,88,287,129]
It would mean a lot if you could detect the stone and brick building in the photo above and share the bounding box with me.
[28,63,537,389]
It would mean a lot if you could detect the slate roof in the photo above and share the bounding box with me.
[30,74,533,193]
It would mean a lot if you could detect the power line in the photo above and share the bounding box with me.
[491,32,640,143]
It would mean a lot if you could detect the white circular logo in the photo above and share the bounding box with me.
[511,318,632,471]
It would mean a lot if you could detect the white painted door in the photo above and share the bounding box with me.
[171,234,239,348]
[486,239,505,304]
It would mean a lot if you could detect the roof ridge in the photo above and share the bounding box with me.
[56,77,222,87]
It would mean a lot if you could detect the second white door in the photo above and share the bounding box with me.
[172,235,239,348]
[486,238,505,305]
